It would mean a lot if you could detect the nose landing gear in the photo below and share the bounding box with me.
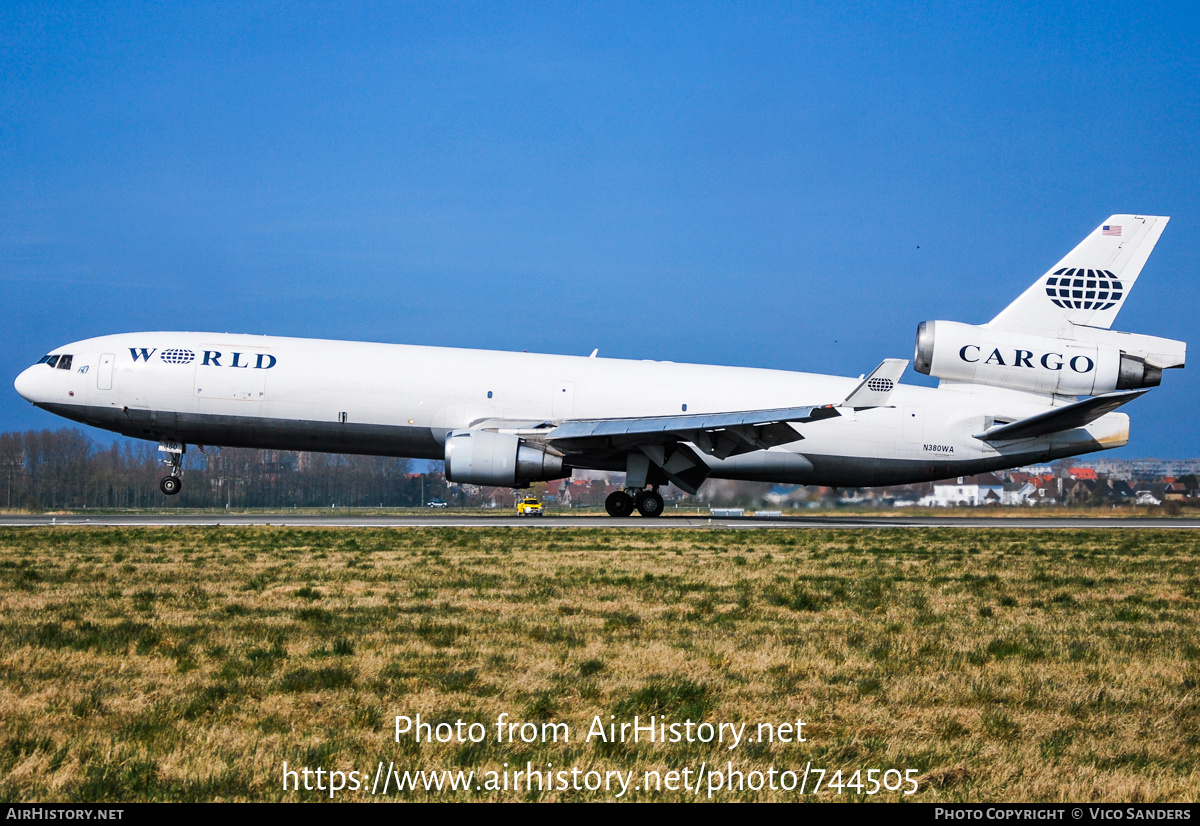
[158,440,185,496]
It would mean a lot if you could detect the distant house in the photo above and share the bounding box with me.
[1002,481,1039,505]
[1109,480,1134,503]
[1164,482,1190,502]
[929,474,1005,507]
[1063,478,1106,505]
[1133,484,1166,506]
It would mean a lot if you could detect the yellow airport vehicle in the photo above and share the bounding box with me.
[517,496,544,516]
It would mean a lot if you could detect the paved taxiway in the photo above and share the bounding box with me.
[1,513,1197,529]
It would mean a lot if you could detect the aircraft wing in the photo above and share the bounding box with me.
[547,403,840,458]
[974,390,1147,442]
[542,403,840,494]
[455,404,840,495]
[466,359,905,494]
[464,405,838,458]
[545,359,908,458]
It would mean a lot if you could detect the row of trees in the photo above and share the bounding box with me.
[0,429,447,510]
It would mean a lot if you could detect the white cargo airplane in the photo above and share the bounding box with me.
[13,215,1186,517]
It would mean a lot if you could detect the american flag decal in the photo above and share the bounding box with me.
[1103,225,1122,236]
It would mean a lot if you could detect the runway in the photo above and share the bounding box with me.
[1,512,1197,529]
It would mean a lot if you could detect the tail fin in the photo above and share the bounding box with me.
[989,215,1169,336]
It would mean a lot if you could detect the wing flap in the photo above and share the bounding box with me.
[975,390,1147,442]
[547,403,841,459]
[467,418,552,432]
[548,403,840,442]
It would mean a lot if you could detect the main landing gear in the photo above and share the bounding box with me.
[604,488,664,518]
[158,441,185,496]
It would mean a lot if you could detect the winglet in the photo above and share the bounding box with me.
[841,359,908,409]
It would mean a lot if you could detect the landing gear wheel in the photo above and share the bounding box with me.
[158,441,186,497]
[635,490,664,517]
[605,491,635,517]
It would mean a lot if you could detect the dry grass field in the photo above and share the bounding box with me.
[1,526,1198,802]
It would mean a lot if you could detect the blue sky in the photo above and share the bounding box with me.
[2,1,1198,457]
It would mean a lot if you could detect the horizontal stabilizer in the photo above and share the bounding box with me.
[842,359,908,409]
[975,390,1147,442]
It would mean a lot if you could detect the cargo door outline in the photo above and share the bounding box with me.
[903,407,924,447]
[552,381,575,420]
[97,353,115,391]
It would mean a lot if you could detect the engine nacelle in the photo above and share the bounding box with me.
[914,321,1179,396]
[444,429,566,487]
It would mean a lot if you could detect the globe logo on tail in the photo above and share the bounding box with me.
[1045,268,1123,311]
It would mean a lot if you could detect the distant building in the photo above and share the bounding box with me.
[1002,481,1039,505]
[1075,458,1200,481]
[926,474,1005,507]
[1135,489,1162,506]
[1163,481,1191,502]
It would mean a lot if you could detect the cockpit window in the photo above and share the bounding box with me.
[35,355,51,365]
[56,355,73,370]
[45,355,60,368]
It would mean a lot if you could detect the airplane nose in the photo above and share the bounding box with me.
[14,366,38,403]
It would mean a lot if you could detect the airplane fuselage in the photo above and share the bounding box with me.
[14,332,1128,488]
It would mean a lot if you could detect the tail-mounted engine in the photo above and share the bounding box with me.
[444,430,567,487]
[914,320,1185,396]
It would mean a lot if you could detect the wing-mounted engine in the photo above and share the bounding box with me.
[913,320,1184,396]
[444,429,568,487]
